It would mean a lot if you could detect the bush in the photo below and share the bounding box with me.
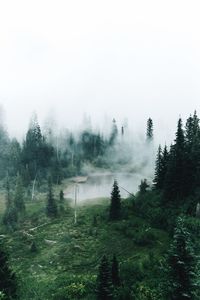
[52,274,96,300]
[54,283,86,300]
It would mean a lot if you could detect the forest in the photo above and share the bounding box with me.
[0,111,200,299]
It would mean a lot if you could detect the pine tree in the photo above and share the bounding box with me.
[153,145,162,189]
[109,180,121,220]
[46,177,58,218]
[111,255,120,287]
[164,118,187,204]
[14,174,25,215]
[0,241,17,299]
[22,113,54,180]
[109,119,118,145]
[139,179,149,194]
[146,118,153,141]
[154,145,169,190]
[3,176,18,229]
[96,255,113,300]
[185,111,200,195]
[167,217,197,299]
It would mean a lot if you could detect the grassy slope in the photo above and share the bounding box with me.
[0,188,170,299]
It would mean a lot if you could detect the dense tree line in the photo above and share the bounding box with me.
[0,113,131,187]
[154,111,200,213]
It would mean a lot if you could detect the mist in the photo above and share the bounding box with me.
[0,1,200,144]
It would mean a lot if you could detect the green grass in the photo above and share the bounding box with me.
[0,191,170,299]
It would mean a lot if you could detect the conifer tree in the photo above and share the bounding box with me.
[146,118,153,141]
[14,174,25,215]
[3,176,18,229]
[139,179,149,194]
[160,145,169,187]
[109,180,121,220]
[153,145,162,189]
[109,119,118,145]
[46,177,58,218]
[96,255,113,300]
[164,118,187,204]
[111,255,120,287]
[0,241,17,299]
[154,145,169,190]
[167,217,197,299]
[185,111,200,195]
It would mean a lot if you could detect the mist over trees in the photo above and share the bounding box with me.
[153,111,200,214]
[2,107,200,299]
[0,109,155,190]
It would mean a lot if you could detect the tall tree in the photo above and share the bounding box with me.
[111,255,120,287]
[3,176,18,229]
[109,119,118,146]
[7,138,21,177]
[109,180,121,220]
[185,111,200,195]
[96,255,113,300]
[22,113,53,179]
[167,217,197,299]
[164,118,187,204]
[46,176,58,218]
[153,145,162,189]
[0,113,10,179]
[154,145,169,190]
[139,179,149,194]
[146,118,153,141]
[14,174,25,215]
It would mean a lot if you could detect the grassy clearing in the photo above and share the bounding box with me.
[0,190,170,299]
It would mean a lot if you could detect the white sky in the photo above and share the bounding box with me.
[0,0,200,143]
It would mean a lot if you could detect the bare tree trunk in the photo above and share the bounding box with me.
[74,184,78,224]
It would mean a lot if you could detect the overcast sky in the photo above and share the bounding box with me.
[0,0,200,142]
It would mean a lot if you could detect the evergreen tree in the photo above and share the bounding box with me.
[111,255,120,287]
[109,180,121,220]
[167,217,197,299]
[46,177,58,218]
[154,145,169,190]
[185,111,200,195]
[146,118,153,141]
[160,145,169,188]
[164,118,187,204]
[139,179,149,194]
[0,241,17,299]
[7,138,21,177]
[109,119,118,146]
[3,176,18,229]
[153,145,162,189]
[14,174,25,215]
[0,115,10,179]
[22,113,54,180]
[96,255,113,300]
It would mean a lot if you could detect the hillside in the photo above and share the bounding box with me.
[0,186,170,299]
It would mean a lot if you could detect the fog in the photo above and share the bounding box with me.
[65,173,143,201]
[0,1,200,145]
